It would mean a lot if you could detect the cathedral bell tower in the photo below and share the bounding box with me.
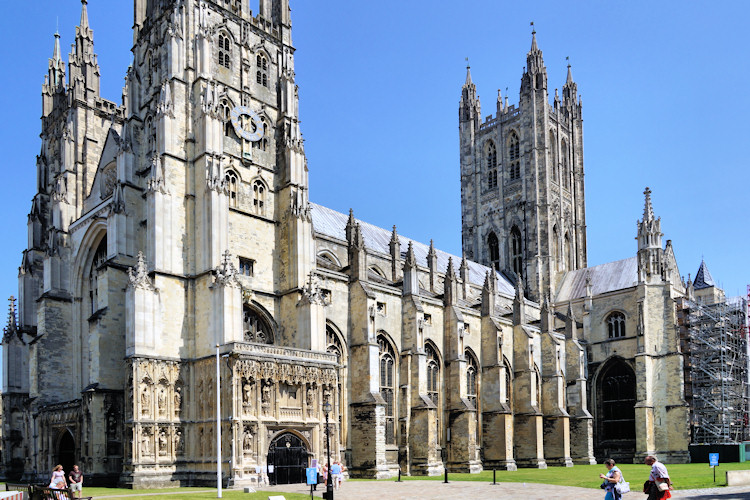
[459,29,587,301]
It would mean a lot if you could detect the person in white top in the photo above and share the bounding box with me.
[644,455,672,499]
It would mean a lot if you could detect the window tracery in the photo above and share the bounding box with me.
[488,232,500,271]
[243,306,273,344]
[378,334,396,445]
[256,54,268,87]
[508,131,521,181]
[218,33,231,69]
[607,312,626,339]
[225,170,239,208]
[252,180,266,215]
[510,226,523,278]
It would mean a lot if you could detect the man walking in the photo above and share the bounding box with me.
[68,464,84,499]
[644,455,671,499]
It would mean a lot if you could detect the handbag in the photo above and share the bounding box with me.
[657,481,670,492]
[615,470,630,494]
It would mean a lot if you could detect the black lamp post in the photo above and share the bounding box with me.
[323,400,334,500]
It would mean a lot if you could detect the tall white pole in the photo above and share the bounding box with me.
[216,344,222,498]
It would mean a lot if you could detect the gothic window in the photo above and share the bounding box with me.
[218,33,231,69]
[426,342,441,427]
[599,361,636,441]
[486,141,498,189]
[549,131,558,182]
[508,131,521,181]
[243,306,273,344]
[327,325,347,444]
[225,170,239,208]
[562,139,570,190]
[253,118,269,151]
[466,349,478,407]
[256,54,268,87]
[533,363,542,410]
[378,334,396,445]
[488,232,500,271]
[553,225,560,272]
[503,357,513,409]
[252,180,266,215]
[607,312,626,339]
[221,100,233,137]
[510,226,523,278]
[89,236,107,315]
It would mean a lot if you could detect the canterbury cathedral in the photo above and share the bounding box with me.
[4,0,732,488]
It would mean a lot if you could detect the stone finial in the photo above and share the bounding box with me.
[345,208,356,244]
[128,252,155,290]
[643,187,654,222]
[2,296,19,344]
[214,251,241,288]
[156,81,174,118]
[301,272,325,306]
[147,156,167,194]
[112,183,126,214]
[404,241,416,269]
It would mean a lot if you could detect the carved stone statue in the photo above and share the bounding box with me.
[306,385,315,407]
[174,428,184,455]
[243,426,253,452]
[174,385,182,417]
[159,429,168,455]
[141,385,151,417]
[243,381,253,408]
[158,388,167,417]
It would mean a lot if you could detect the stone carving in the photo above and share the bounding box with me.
[301,272,325,305]
[140,383,151,417]
[147,155,167,194]
[100,165,117,198]
[174,384,182,418]
[158,428,168,456]
[141,427,152,455]
[156,81,174,118]
[174,427,184,455]
[128,252,156,291]
[243,425,253,452]
[306,384,316,408]
[243,379,253,412]
[157,386,167,418]
[261,380,272,415]
[213,250,240,287]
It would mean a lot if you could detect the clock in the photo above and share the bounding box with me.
[230,106,264,142]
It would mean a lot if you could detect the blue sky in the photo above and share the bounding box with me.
[0,0,748,327]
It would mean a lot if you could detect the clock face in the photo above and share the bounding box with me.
[230,106,264,142]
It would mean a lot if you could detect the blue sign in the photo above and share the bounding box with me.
[306,467,318,485]
[709,453,719,467]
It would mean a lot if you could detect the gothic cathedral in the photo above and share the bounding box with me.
[1,0,704,488]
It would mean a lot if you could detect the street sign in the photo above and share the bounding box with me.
[306,467,318,485]
[709,453,719,467]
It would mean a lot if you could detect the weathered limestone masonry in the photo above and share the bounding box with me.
[3,0,701,488]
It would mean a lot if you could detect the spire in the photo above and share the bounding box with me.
[389,225,401,282]
[465,60,473,86]
[80,0,90,31]
[566,62,573,84]
[522,23,547,93]
[643,186,654,222]
[53,31,61,64]
[693,260,716,290]
[460,58,480,123]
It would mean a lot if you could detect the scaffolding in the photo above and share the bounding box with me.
[679,293,749,444]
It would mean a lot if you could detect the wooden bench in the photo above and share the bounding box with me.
[5,482,32,499]
[31,486,91,500]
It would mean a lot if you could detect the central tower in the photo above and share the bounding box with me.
[459,31,587,301]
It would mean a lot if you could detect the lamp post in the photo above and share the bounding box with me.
[216,344,222,498]
[323,400,334,500]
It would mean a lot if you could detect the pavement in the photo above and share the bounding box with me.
[261,480,750,499]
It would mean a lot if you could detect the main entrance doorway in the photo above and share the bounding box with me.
[267,433,308,485]
[56,430,76,476]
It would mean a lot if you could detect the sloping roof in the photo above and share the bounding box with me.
[310,203,516,296]
[693,260,716,290]
[555,256,638,302]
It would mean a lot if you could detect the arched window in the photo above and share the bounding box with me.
[378,334,396,445]
[256,54,268,87]
[89,237,108,315]
[218,33,231,69]
[508,131,521,181]
[488,232,500,271]
[607,312,626,339]
[225,170,238,208]
[327,325,347,445]
[252,180,266,215]
[552,225,560,272]
[221,100,233,137]
[549,131,558,182]
[561,139,570,190]
[503,357,513,409]
[599,361,636,441]
[243,306,273,344]
[486,141,498,189]
[510,226,523,278]
[466,350,478,407]
[426,342,441,433]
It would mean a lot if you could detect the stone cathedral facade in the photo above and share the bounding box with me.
[3,0,696,488]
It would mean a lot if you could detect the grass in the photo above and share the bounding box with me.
[5,463,749,497]
[390,462,750,490]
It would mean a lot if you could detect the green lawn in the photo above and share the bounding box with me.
[4,463,749,498]
[389,462,750,490]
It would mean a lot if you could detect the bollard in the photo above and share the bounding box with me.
[444,468,449,484]
[397,469,402,482]
[492,468,497,485]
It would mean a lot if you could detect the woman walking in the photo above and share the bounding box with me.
[599,458,622,500]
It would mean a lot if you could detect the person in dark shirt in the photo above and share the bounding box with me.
[68,464,84,499]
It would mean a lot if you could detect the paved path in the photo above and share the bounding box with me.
[261,480,750,500]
